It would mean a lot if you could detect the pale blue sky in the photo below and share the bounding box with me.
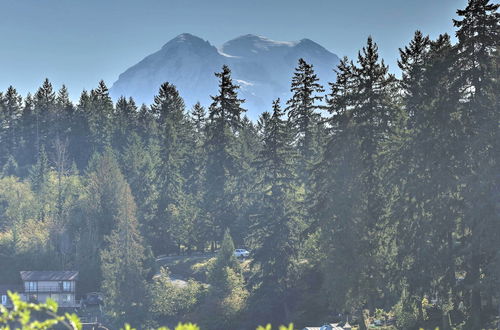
[0,0,467,101]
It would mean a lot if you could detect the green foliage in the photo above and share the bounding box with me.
[256,324,294,330]
[0,2,498,328]
[149,268,205,320]
[0,292,81,330]
[100,162,147,326]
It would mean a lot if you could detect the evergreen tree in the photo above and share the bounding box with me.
[18,93,37,170]
[69,90,93,169]
[398,31,430,127]
[204,65,246,248]
[249,99,301,325]
[201,229,247,330]
[33,79,56,153]
[150,82,190,254]
[209,65,246,132]
[101,181,147,327]
[53,85,73,143]
[29,145,50,196]
[0,87,23,166]
[114,96,138,150]
[390,34,462,330]
[75,150,129,293]
[121,133,159,251]
[88,81,114,151]
[285,58,324,183]
[453,1,499,327]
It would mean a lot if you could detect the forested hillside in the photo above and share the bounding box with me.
[0,1,498,329]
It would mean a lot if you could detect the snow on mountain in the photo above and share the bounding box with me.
[110,33,340,119]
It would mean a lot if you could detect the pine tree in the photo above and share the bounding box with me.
[76,150,130,293]
[113,96,138,150]
[53,85,73,142]
[18,93,37,170]
[285,58,324,183]
[313,37,399,328]
[88,81,114,151]
[209,228,241,285]
[209,65,246,132]
[452,1,499,327]
[121,133,159,252]
[29,144,50,195]
[29,145,51,222]
[101,181,147,327]
[184,103,208,251]
[150,82,190,254]
[0,87,23,166]
[69,90,93,169]
[389,34,462,330]
[249,99,301,325]
[201,229,247,329]
[398,31,430,127]
[191,102,207,136]
[453,0,499,101]
[204,65,246,248]
[137,104,155,140]
[33,79,56,156]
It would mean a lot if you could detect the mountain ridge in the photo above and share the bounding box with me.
[110,33,340,119]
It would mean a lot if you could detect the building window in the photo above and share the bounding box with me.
[62,281,71,291]
[27,281,37,292]
[1,295,7,306]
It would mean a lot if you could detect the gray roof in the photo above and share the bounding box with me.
[0,284,23,294]
[302,325,344,330]
[20,271,78,281]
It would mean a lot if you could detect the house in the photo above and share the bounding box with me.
[302,323,345,330]
[0,284,23,308]
[20,271,79,308]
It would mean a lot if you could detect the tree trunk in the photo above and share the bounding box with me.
[470,239,482,329]
[441,311,451,330]
[417,296,425,325]
[358,309,368,330]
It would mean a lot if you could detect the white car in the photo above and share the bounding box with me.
[234,249,250,258]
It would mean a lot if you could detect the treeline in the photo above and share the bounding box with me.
[0,1,498,329]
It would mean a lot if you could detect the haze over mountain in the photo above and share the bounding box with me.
[110,33,340,118]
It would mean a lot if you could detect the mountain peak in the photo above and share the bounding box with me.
[111,34,339,119]
[161,33,210,50]
[221,35,297,57]
[297,38,325,49]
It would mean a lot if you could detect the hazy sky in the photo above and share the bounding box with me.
[0,0,467,101]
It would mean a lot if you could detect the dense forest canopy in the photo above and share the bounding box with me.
[0,1,498,329]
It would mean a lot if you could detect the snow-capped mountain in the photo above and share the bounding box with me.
[110,33,340,119]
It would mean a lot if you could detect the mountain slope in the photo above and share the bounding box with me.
[110,33,340,119]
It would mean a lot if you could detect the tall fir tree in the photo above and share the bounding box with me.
[0,86,22,167]
[204,65,246,249]
[33,79,56,157]
[453,1,500,327]
[285,58,324,184]
[150,82,190,254]
[249,99,301,325]
[88,81,114,151]
[101,180,147,327]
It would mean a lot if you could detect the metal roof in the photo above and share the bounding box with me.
[20,271,79,281]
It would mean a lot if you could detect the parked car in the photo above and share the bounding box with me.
[234,249,250,258]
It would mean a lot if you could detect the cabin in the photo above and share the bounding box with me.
[302,323,349,330]
[20,271,79,308]
[0,284,23,308]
